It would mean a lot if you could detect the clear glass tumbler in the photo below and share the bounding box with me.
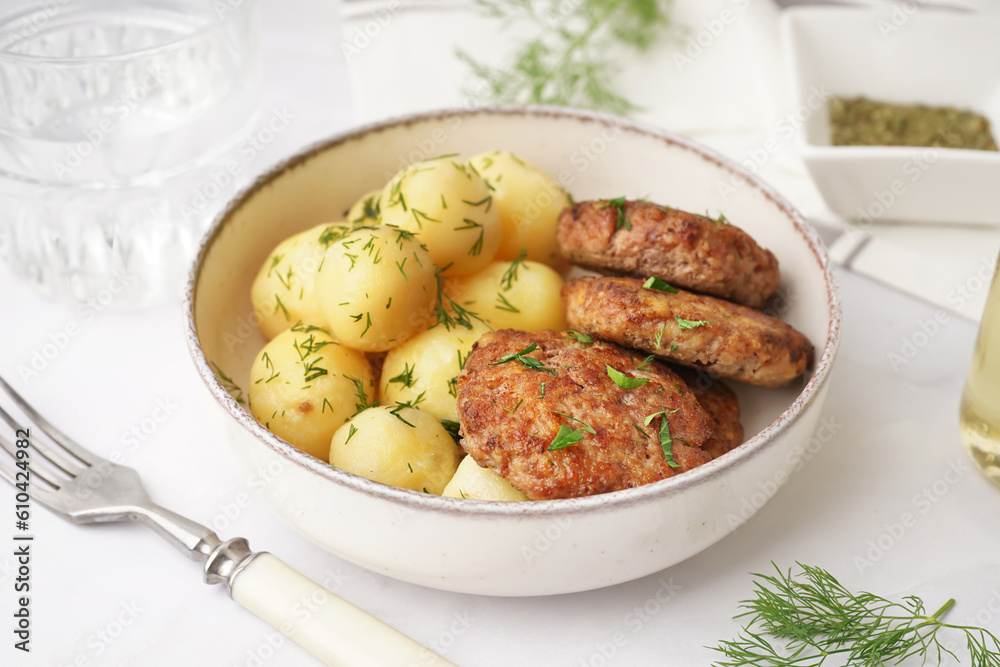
[960,251,1000,488]
[0,0,260,306]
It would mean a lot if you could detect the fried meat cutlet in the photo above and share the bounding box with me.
[562,276,813,388]
[672,367,744,459]
[456,329,713,500]
[556,200,779,308]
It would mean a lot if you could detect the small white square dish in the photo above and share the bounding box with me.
[780,6,1000,226]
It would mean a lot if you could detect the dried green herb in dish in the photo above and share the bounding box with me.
[829,96,998,151]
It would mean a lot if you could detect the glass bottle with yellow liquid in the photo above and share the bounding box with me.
[960,255,1000,488]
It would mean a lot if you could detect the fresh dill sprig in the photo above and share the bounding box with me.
[388,402,417,427]
[491,342,557,375]
[346,375,377,417]
[395,391,427,411]
[447,349,471,399]
[267,253,284,278]
[458,0,677,115]
[500,246,527,291]
[713,563,1000,667]
[260,352,280,384]
[654,321,668,349]
[495,292,520,313]
[454,218,485,256]
[433,268,487,331]
[441,419,461,442]
[319,225,350,248]
[388,362,417,389]
[211,362,245,406]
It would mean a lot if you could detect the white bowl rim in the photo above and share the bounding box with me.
[184,104,842,519]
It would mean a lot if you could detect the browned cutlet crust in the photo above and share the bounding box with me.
[557,200,780,308]
[673,367,743,459]
[456,329,713,500]
[562,277,813,388]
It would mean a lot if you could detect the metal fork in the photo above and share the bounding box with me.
[0,375,456,667]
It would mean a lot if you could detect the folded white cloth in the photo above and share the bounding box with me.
[342,0,1000,321]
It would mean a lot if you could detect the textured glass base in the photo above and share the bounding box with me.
[0,0,261,307]
[0,160,256,307]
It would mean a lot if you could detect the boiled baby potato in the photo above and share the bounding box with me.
[329,406,462,494]
[442,456,529,501]
[248,325,375,460]
[379,158,501,276]
[447,259,567,331]
[315,226,437,352]
[468,151,571,265]
[347,189,381,226]
[380,320,490,423]
[251,223,355,339]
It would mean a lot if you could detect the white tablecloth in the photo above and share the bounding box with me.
[2,1,999,665]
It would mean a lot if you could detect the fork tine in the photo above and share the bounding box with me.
[0,375,97,469]
[0,453,60,509]
[0,432,63,489]
[0,397,88,478]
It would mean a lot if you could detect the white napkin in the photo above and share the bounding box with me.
[342,0,1000,321]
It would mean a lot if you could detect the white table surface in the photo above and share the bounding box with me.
[3,1,1000,666]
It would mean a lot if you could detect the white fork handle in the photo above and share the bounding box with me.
[230,553,458,667]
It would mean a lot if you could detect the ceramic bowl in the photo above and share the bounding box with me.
[185,106,841,596]
[780,6,1000,225]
